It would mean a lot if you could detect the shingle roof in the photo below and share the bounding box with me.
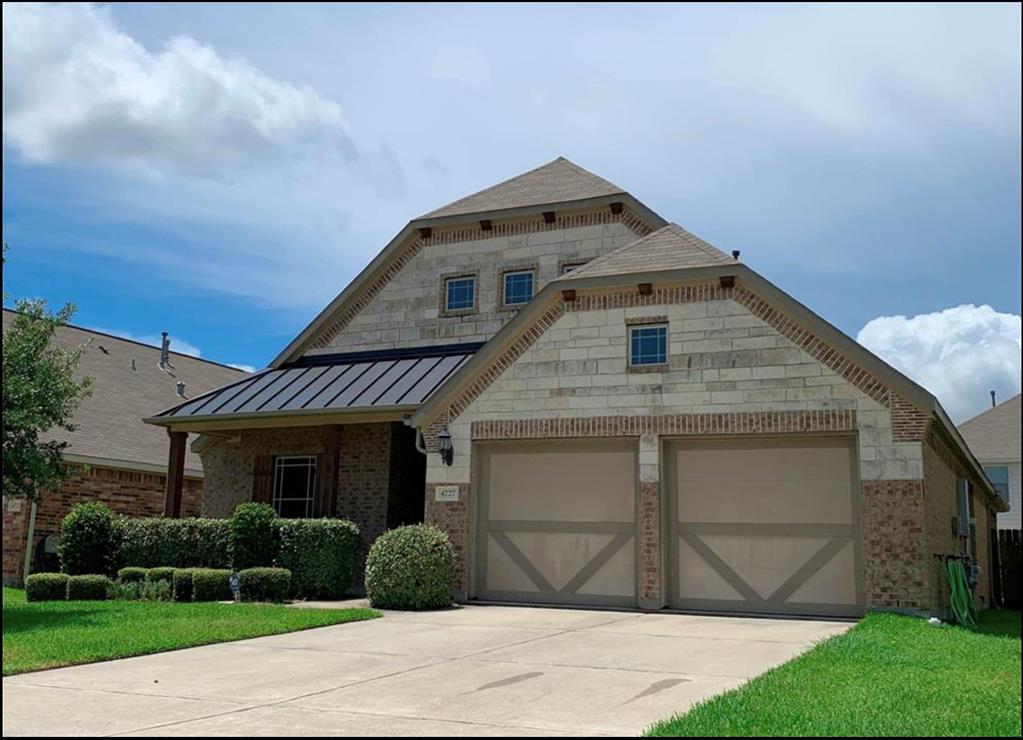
[958,394,1022,463]
[419,157,626,219]
[2,309,249,476]
[559,223,735,280]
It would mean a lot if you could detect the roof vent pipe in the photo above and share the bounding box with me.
[176,381,186,398]
[159,332,170,368]
[990,390,997,407]
[731,250,741,261]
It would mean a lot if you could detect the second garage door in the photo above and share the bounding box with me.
[475,440,638,607]
[667,436,864,618]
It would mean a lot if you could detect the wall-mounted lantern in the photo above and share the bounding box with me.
[437,429,454,466]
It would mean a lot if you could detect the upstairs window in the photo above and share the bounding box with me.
[629,324,668,366]
[273,455,316,518]
[985,465,1010,502]
[445,276,476,312]
[503,269,535,306]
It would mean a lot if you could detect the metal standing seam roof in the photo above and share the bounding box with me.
[152,343,481,421]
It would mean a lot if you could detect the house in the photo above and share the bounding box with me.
[959,394,1021,530]
[145,158,1006,617]
[1,310,248,585]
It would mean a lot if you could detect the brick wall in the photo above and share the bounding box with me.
[425,483,472,597]
[3,465,202,585]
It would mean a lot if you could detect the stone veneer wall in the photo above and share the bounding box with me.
[422,281,992,614]
[2,466,203,585]
[307,211,643,355]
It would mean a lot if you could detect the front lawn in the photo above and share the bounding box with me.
[647,610,1021,737]
[2,586,378,676]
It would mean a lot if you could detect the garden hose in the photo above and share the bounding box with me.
[946,558,977,629]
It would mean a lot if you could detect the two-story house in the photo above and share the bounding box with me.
[959,394,1021,530]
[146,158,1006,618]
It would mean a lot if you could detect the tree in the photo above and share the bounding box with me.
[3,289,93,501]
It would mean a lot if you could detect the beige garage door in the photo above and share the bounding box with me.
[668,436,863,617]
[475,440,638,607]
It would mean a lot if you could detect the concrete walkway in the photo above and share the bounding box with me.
[3,605,850,736]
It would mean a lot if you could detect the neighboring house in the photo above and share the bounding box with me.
[145,157,1006,618]
[1,310,248,584]
[959,394,1021,530]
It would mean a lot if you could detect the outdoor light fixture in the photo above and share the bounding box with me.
[437,429,454,466]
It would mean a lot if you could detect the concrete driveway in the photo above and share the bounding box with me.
[3,604,850,737]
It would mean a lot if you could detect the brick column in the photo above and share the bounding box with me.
[638,433,663,610]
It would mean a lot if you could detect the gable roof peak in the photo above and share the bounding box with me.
[419,156,626,219]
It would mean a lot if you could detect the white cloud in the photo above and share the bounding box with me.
[857,305,1022,423]
[2,2,353,178]
[228,363,256,373]
[92,327,201,358]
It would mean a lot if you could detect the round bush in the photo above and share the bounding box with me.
[239,567,291,603]
[25,573,69,602]
[59,502,118,575]
[230,503,278,570]
[117,567,149,584]
[66,574,112,601]
[275,519,360,599]
[192,569,233,602]
[172,568,197,602]
[146,566,176,585]
[365,525,454,610]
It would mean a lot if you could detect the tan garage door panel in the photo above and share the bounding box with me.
[670,436,863,617]
[476,441,638,607]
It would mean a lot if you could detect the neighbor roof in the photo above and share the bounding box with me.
[561,224,736,279]
[959,394,1022,463]
[419,157,626,219]
[2,309,249,477]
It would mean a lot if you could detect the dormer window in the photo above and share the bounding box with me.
[444,275,476,313]
[502,269,535,306]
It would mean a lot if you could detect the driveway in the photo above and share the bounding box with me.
[3,604,850,736]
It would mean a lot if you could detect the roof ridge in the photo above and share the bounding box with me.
[420,158,567,219]
[558,224,674,279]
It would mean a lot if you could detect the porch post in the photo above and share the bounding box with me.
[163,430,187,518]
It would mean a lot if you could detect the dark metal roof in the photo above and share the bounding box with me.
[153,343,480,420]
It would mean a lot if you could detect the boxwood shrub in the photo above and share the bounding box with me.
[117,567,149,584]
[275,519,360,599]
[115,517,230,569]
[172,568,197,602]
[25,573,69,602]
[192,568,233,602]
[146,566,176,585]
[59,502,118,575]
[230,503,278,570]
[365,524,454,610]
[239,567,291,603]
[66,574,112,601]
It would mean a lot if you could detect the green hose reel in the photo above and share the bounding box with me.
[943,557,978,629]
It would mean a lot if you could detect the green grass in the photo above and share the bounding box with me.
[3,586,378,676]
[646,610,1022,737]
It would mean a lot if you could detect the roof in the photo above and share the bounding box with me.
[419,157,625,219]
[560,224,735,280]
[2,309,248,477]
[959,394,1022,463]
[148,343,480,427]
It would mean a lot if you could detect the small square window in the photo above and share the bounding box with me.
[503,270,535,306]
[629,325,668,366]
[445,276,476,312]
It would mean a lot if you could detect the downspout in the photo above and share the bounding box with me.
[22,491,38,585]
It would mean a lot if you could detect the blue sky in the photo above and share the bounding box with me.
[3,2,1020,420]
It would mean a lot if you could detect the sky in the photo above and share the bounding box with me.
[2,2,1020,420]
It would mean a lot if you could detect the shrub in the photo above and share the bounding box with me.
[25,573,69,602]
[239,567,291,603]
[275,519,360,599]
[365,525,454,610]
[115,517,230,569]
[112,581,143,601]
[66,574,112,601]
[172,568,197,602]
[192,569,233,602]
[117,567,149,584]
[230,503,278,570]
[146,566,176,585]
[59,502,118,575]
[140,580,172,602]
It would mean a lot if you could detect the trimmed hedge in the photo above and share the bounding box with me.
[146,566,176,585]
[172,568,197,602]
[25,573,69,602]
[275,519,360,599]
[365,525,454,610]
[192,569,233,602]
[230,503,278,570]
[59,503,117,575]
[117,567,149,584]
[115,517,230,569]
[239,567,291,603]
[66,574,112,601]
